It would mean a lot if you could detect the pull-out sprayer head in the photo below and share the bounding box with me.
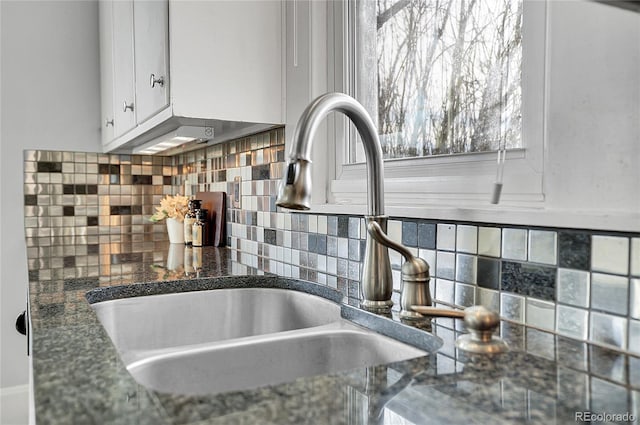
[276,159,312,210]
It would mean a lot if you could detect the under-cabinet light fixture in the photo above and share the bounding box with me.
[132,126,213,155]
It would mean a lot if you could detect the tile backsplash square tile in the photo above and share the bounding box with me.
[501,261,556,301]
[478,226,501,257]
[501,292,525,323]
[436,224,456,251]
[435,279,454,304]
[456,225,477,254]
[557,268,590,308]
[590,273,628,315]
[417,223,436,249]
[436,251,455,280]
[477,257,500,290]
[591,235,629,275]
[526,299,556,331]
[528,230,557,265]
[317,215,327,235]
[502,228,527,261]
[558,231,591,271]
[455,254,477,285]
[401,221,418,247]
[348,217,360,239]
[327,216,338,236]
[556,304,588,340]
[477,287,500,312]
[455,283,475,307]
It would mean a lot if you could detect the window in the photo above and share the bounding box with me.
[355,0,523,161]
[326,0,546,210]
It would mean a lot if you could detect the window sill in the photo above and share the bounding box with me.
[295,202,640,233]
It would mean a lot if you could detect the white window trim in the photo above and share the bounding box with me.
[330,0,546,204]
[295,0,639,233]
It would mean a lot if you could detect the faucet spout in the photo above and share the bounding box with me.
[276,92,385,216]
[276,92,393,312]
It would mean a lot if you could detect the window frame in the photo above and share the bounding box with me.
[324,0,547,210]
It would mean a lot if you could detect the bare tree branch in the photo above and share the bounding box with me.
[374,0,522,158]
[377,0,411,30]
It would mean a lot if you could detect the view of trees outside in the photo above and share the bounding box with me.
[355,0,523,161]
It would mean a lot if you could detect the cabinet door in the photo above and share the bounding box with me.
[133,0,169,124]
[99,0,115,145]
[112,0,136,137]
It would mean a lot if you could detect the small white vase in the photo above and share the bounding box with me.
[166,218,185,244]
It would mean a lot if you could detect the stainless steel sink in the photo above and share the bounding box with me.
[127,322,427,396]
[92,288,341,365]
[91,287,437,396]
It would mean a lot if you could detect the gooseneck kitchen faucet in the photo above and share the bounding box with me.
[276,95,509,354]
[276,92,403,312]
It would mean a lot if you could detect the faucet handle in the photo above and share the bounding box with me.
[367,221,431,319]
[367,221,414,261]
[411,305,509,354]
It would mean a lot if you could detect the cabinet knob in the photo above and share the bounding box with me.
[123,101,134,112]
[150,73,165,88]
[105,118,114,127]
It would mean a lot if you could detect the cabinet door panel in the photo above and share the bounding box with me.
[99,0,115,145]
[134,0,169,124]
[112,0,136,137]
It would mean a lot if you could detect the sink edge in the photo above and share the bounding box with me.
[342,304,443,354]
[85,274,344,305]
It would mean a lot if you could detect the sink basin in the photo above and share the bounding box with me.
[92,288,341,364]
[91,286,436,396]
[127,322,427,396]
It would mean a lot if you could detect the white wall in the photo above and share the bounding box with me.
[545,0,640,217]
[0,0,101,398]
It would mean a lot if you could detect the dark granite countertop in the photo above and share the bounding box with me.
[29,242,639,424]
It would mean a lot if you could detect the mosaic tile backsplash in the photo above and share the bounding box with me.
[23,151,176,284]
[24,127,640,356]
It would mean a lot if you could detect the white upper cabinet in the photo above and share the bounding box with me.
[133,0,169,124]
[169,1,283,123]
[99,0,283,153]
[98,0,115,145]
[111,0,137,138]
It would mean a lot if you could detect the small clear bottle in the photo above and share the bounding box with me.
[192,209,210,247]
[183,199,201,245]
